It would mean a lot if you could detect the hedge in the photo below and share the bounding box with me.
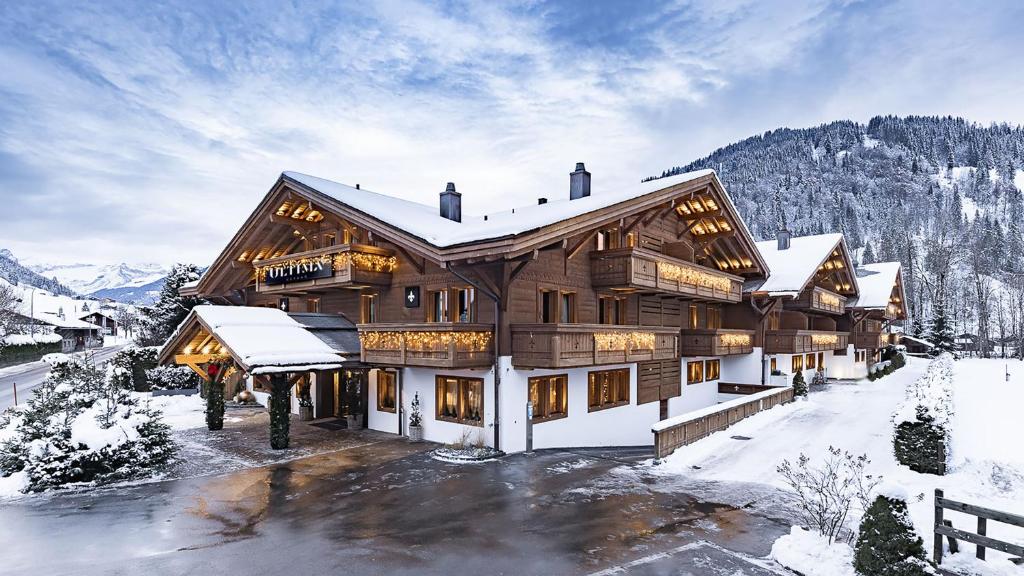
[0,341,63,368]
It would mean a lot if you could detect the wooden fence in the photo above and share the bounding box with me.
[934,489,1024,568]
[652,385,795,459]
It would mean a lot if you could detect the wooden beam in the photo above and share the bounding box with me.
[392,244,425,274]
[693,230,736,244]
[566,229,599,260]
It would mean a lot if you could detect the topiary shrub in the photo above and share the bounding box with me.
[854,494,932,576]
[867,370,878,381]
[883,363,894,376]
[146,365,202,391]
[109,346,159,391]
[891,352,906,370]
[893,408,946,475]
[269,374,291,450]
[792,370,808,396]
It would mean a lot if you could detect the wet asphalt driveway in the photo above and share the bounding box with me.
[0,433,791,576]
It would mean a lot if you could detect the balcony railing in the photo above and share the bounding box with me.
[511,324,679,369]
[764,330,849,354]
[784,286,846,315]
[590,247,742,303]
[254,243,396,293]
[680,328,756,356]
[358,323,495,369]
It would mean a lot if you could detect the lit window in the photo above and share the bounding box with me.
[689,305,699,329]
[528,375,568,422]
[428,290,448,322]
[435,376,483,426]
[454,287,475,322]
[687,361,704,384]
[770,357,778,373]
[806,353,816,370]
[817,352,825,369]
[707,307,721,330]
[306,298,320,313]
[599,296,626,325]
[377,371,396,413]
[705,359,720,380]
[360,294,377,323]
[792,355,804,372]
[588,369,630,411]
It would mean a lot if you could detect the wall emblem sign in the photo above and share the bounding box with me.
[262,258,333,285]
[405,286,421,308]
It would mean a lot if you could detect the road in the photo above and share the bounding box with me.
[0,344,125,411]
[0,439,792,575]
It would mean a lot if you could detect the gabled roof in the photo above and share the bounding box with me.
[79,309,117,321]
[34,312,101,330]
[159,305,344,373]
[747,233,855,297]
[847,262,902,309]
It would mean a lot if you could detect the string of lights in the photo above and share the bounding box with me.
[657,262,734,293]
[360,330,492,352]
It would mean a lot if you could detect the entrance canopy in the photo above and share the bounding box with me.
[159,305,344,375]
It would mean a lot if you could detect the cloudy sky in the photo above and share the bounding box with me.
[1,0,1022,266]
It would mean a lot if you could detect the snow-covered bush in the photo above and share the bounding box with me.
[109,346,159,391]
[0,333,63,367]
[145,365,201,391]
[893,354,953,475]
[776,447,882,544]
[792,370,808,396]
[854,491,933,576]
[0,357,173,493]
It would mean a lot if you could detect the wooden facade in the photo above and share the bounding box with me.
[763,329,850,354]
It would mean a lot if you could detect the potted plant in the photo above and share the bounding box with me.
[408,392,423,442]
[298,394,314,421]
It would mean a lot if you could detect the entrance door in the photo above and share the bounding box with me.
[315,371,335,419]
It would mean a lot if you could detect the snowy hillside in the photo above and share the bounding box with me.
[28,262,168,295]
[0,249,75,297]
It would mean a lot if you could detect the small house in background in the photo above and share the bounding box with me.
[32,312,103,352]
[955,333,978,355]
[900,334,934,356]
[80,309,120,336]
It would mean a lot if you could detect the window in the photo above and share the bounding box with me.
[428,290,448,322]
[454,287,476,322]
[435,376,483,426]
[560,292,577,323]
[806,353,816,370]
[689,304,699,329]
[377,371,396,413]
[687,361,704,384]
[770,357,778,373]
[528,375,568,422]
[599,296,626,325]
[341,228,353,244]
[705,359,720,381]
[768,311,780,331]
[540,290,556,323]
[817,352,825,369]
[707,307,721,330]
[588,369,630,411]
[306,297,321,313]
[792,355,804,372]
[360,294,377,323]
[323,233,336,247]
[596,228,620,251]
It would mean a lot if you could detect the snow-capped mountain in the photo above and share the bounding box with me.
[28,262,169,296]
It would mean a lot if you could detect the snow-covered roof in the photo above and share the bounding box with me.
[34,312,101,330]
[748,233,845,296]
[847,262,901,309]
[900,334,934,347]
[79,309,117,321]
[171,305,344,372]
[284,169,717,248]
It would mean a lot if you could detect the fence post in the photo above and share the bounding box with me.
[977,517,987,560]
[934,488,944,565]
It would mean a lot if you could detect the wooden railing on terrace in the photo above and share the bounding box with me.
[590,247,743,303]
[255,243,395,293]
[784,285,847,315]
[358,323,494,369]
[652,385,795,459]
[764,330,849,354]
[511,324,679,369]
[680,328,755,356]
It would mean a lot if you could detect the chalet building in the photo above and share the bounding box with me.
[835,261,908,377]
[746,232,859,384]
[80,309,120,336]
[160,165,788,451]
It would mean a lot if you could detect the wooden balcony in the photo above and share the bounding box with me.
[680,328,756,356]
[511,324,679,369]
[255,244,396,294]
[784,286,846,315]
[358,323,494,369]
[852,331,883,350]
[590,247,742,303]
[764,330,849,354]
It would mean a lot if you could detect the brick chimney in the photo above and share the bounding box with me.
[440,182,461,222]
[570,162,591,200]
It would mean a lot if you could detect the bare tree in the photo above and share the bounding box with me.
[0,282,20,339]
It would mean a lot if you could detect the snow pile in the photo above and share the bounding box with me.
[893,353,953,426]
[771,526,855,576]
[145,393,205,430]
[0,357,173,494]
[41,353,71,366]
[2,333,63,346]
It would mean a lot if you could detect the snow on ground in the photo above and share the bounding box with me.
[143,393,206,431]
[650,356,1024,574]
[770,527,854,576]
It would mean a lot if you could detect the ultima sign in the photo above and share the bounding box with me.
[262,259,333,285]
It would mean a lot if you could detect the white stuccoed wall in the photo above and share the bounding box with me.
[828,345,868,379]
[721,347,765,384]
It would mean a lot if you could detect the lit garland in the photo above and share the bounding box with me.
[718,333,751,347]
[657,262,734,293]
[818,292,841,308]
[255,250,398,281]
[360,331,492,352]
[811,334,839,346]
[594,331,656,352]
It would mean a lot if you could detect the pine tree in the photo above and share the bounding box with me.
[862,242,876,265]
[138,263,206,346]
[854,495,931,576]
[926,301,956,355]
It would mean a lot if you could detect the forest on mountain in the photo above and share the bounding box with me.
[0,249,76,297]
[652,115,1024,356]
